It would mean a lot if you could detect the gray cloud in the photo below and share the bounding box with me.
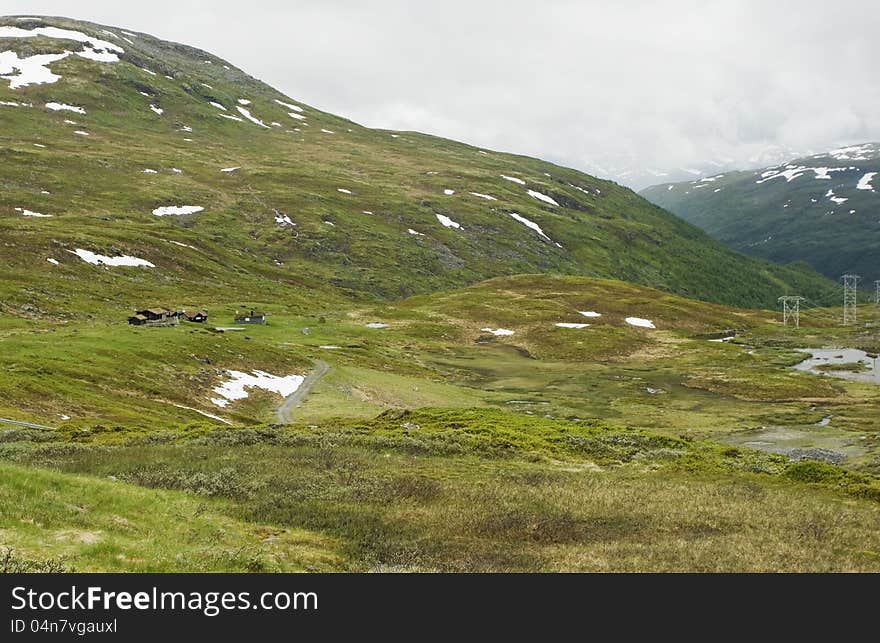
[6,0,880,187]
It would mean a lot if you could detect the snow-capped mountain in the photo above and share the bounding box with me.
[640,144,880,282]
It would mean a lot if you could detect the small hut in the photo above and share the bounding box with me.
[181,309,209,323]
[234,310,267,324]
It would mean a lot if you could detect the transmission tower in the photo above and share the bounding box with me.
[842,274,861,325]
[778,296,805,328]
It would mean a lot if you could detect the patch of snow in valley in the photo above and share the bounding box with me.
[436,214,462,229]
[481,328,514,336]
[45,102,85,114]
[73,130,89,136]
[68,248,154,267]
[210,370,304,408]
[856,172,876,191]
[555,322,589,329]
[33,143,45,148]
[579,311,601,318]
[152,205,204,216]
[287,112,306,120]
[275,214,295,227]
[221,114,244,122]
[501,174,526,185]
[171,168,182,173]
[220,166,240,173]
[366,322,388,329]
[236,106,269,128]
[47,258,59,265]
[237,98,251,105]
[469,192,497,201]
[209,101,227,111]
[337,188,352,194]
[321,129,335,134]
[625,317,656,329]
[507,212,550,241]
[142,168,158,174]
[443,189,455,195]
[407,228,424,236]
[527,189,559,206]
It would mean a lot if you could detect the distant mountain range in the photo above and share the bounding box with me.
[641,144,880,285]
[586,145,814,191]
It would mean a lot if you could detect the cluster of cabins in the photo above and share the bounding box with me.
[128,307,208,326]
[128,308,267,326]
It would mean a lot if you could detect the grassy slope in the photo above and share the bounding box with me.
[0,15,835,315]
[641,147,880,283]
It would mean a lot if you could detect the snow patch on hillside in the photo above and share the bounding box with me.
[152,205,204,216]
[14,207,52,217]
[236,106,269,128]
[757,165,848,184]
[469,192,496,201]
[828,144,876,161]
[436,214,462,229]
[625,317,656,329]
[69,249,154,267]
[210,370,304,408]
[481,328,514,336]
[507,212,550,241]
[501,174,526,185]
[45,102,85,114]
[555,323,589,329]
[825,189,848,205]
[0,25,123,88]
[274,99,304,113]
[527,189,559,206]
[856,172,876,192]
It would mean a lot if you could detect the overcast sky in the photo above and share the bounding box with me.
[4,0,880,187]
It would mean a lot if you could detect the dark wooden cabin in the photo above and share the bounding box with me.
[181,309,208,323]
[234,310,267,325]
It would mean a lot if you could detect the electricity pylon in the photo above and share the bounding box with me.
[842,274,861,325]
[778,296,805,328]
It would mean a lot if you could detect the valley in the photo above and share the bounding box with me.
[2,16,880,573]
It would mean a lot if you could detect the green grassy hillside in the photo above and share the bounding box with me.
[1,15,834,314]
[641,144,880,284]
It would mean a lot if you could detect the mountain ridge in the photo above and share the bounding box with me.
[1,15,835,312]
[641,143,880,284]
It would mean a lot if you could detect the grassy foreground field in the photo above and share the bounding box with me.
[3,409,880,572]
[3,275,880,571]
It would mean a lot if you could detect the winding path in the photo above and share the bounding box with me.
[276,359,330,424]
